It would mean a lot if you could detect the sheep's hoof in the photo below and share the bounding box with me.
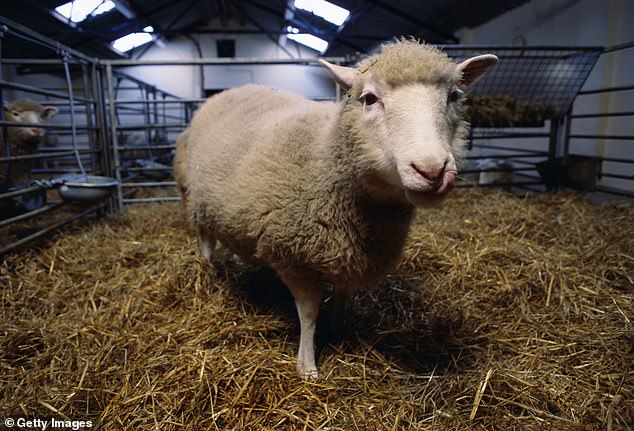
[297,363,319,380]
[199,242,213,261]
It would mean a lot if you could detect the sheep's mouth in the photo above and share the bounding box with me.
[405,170,456,192]
[403,170,457,205]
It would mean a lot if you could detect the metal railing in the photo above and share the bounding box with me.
[565,42,634,197]
[100,55,346,208]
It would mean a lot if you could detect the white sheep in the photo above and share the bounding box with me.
[1,99,58,190]
[173,127,190,211]
[476,158,515,186]
[179,40,497,378]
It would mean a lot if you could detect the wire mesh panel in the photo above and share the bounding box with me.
[443,46,602,126]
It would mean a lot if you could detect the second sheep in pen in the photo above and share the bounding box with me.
[1,99,58,190]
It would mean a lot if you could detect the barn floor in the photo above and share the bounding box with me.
[1,188,632,430]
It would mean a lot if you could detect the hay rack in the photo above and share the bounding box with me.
[444,46,602,128]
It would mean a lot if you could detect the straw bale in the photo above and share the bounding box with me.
[1,188,632,430]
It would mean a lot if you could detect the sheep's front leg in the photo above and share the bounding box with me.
[276,268,324,379]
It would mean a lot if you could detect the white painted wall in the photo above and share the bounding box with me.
[459,0,634,192]
[120,19,338,100]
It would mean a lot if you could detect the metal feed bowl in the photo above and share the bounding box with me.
[58,174,118,201]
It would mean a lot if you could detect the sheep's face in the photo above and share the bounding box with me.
[320,51,497,206]
[3,102,58,143]
[353,79,466,206]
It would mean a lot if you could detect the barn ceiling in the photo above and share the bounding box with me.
[0,0,530,60]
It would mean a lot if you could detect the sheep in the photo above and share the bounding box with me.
[173,127,190,210]
[476,158,515,186]
[180,39,497,378]
[1,99,58,191]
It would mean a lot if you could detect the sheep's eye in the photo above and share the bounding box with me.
[12,111,20,117]
[362,92,379,106]
[448,89,463,103]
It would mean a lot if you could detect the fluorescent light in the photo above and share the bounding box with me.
[111,27,154,53]
[55,0,115,23]
[294,0,350,26]
[286,26,328,53]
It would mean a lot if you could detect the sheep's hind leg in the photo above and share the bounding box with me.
[197,227,217,261]
[276,268,324,379]
[330,286,348,334]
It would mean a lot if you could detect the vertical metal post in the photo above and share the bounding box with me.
[93,63,116,214]
[0,25,11,190]
[81,62,97,174]
[105,63,123,211]
[144,86,152,160]
[563,108,573,159]
[93,63,110,175]
[548,116,566,161]
[152,89,159,152]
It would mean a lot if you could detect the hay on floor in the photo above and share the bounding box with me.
[1,188,632,430]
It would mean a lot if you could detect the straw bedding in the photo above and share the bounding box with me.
[1,188,632,430]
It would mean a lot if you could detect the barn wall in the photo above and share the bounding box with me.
[119,19,337,100]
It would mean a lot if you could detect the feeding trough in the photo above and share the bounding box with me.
[15,188,46,211]
[536,155,600,191]
[11,183,47,211]
[136,159,171,180]
[0,183,47,219]
[57,174,118,201]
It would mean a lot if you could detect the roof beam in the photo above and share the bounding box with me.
[326,2,375,54]
[241,0,296,58]
[367,0,458,43]
[134,0,199,58]
[113,0,137,19]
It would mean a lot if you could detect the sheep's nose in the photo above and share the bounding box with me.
[412,161,447,185]
[31,128,43,136]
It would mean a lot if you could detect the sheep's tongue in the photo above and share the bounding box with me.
[435,170,457,194]
[403,170,457,206]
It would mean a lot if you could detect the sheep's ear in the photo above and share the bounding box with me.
[43,107,58,119]
[319,59,356,91]
[457,54,498,89]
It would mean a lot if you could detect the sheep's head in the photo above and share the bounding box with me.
[320,40,497,206]
[3,99,58,143]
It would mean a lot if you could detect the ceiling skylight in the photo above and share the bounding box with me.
[111,26,154,53]
[286,26,329,54]
[294,0,350,26]
[55,0,115,24]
